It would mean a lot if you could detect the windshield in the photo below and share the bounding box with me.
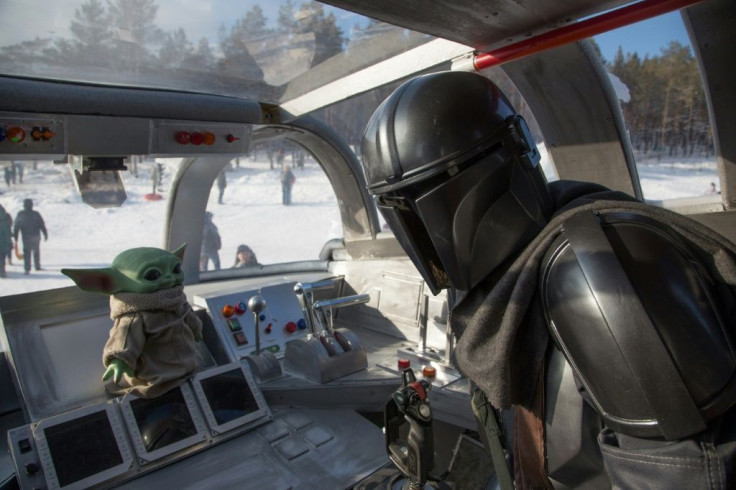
[0,0,435,105]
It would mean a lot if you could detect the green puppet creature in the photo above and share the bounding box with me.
[61,245,203,399]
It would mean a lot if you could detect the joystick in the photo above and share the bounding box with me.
[244,295,281,382]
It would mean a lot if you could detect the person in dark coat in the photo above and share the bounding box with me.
[200,211,221,271]
[0,204,12,277]
[232,244,260,268]
[216,168,227,204]
[4,165,13,187]
[13,198,47,274]
[280,165,295,205]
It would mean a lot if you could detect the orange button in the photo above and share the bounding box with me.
[221,304,236,318]
[422,365,437,378]
[202,132,216,145]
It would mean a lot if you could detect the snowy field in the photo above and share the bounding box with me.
[0,148,720,296]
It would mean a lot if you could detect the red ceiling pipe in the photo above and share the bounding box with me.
[474,0,705,70]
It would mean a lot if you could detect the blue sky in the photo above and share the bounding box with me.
[594,11,691,63]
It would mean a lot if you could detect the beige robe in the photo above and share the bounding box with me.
[103,285,203,398]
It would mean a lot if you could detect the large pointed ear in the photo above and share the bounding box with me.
[171,243,186,261]
[61,268,126,295]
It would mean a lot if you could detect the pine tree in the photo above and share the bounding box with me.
[107,0,163,74]
[68,0,111,65]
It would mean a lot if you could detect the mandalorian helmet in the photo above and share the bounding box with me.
[361,71,554,294]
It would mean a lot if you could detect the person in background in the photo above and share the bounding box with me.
[200,211,221,271]
[0,204,12,277]
[276,147,285,169]
[13,198,47,274]
[232,244,260,268]
[216,167,227,204]
[4,165,11,188]
[14,161,24,184]
[2,205,11,266]
[281,165,295,205]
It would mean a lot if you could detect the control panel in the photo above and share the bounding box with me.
[7,362,272,490]
[0,112,251,158]
[0,114,65,156]
[193,281,309,361]
[151,120,250,155]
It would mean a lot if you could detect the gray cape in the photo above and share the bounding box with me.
[451,181,736,409]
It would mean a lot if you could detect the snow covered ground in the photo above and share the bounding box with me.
[0,147,720,296]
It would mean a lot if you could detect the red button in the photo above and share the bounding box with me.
[234,302,247,315]
[175,131,190,144]
[6,126,26,143]
[398,358,411,370]
[189,132,204,145]
[284,322,297,334]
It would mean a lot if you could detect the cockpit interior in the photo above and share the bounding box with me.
[1,0,734,488]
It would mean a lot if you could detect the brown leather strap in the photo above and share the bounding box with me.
[513,364,554,490]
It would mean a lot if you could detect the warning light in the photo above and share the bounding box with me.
[175,131,190,144]
[6,126,26,143]
[30,126,56,141]
[189,132,204,146]
[284,322,298,334]
[226,134,239,143]
[221,304,236,318]
[398,358,411,370]
[202,132,216,146]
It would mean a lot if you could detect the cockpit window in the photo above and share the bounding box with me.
[0,1,434,107]
[0,158,178,295]
[595,13,717,201]
[199,140,342,273]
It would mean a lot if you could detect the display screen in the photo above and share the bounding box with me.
[44,410,123,488]
[130,387,197,452]
[200,368,260,425]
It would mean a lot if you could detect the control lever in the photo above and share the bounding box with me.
[313,294,369,352]
[285,280,369,383]
[244,295,281,382]
[385,368,436,489]
[294,279,335,335]
[249,295,266,355]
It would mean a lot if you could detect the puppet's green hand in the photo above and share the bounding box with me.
[102,359,133,383]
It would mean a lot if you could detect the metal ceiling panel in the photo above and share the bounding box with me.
[320,0,631,51]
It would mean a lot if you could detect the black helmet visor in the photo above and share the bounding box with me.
[376,145,515,295]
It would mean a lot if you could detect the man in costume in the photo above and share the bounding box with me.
[360,71,736,488]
